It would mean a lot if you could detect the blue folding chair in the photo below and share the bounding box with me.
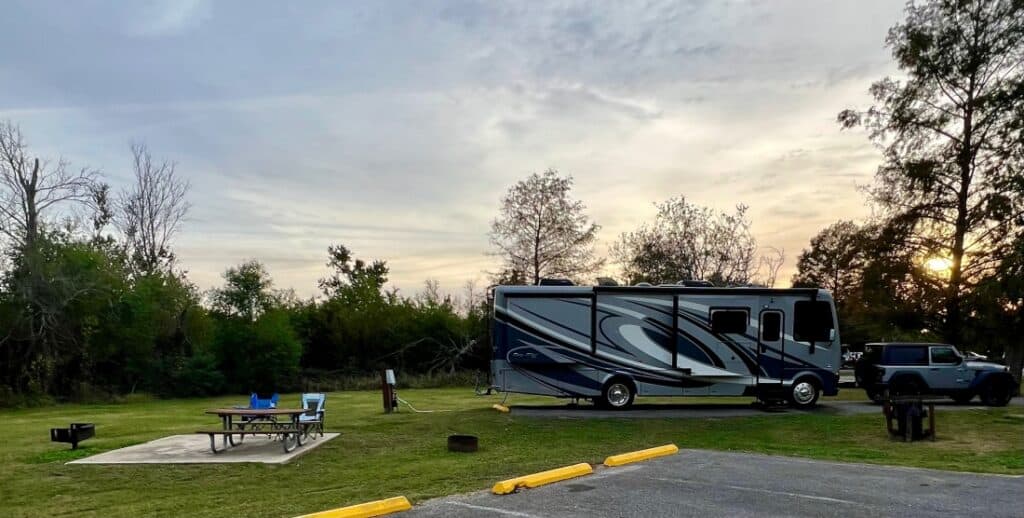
[249,393,280,409]
[299,393,326,439]
[237,393,279,425]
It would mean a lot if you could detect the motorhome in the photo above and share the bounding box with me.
[490,283,841,409]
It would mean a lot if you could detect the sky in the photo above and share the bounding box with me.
[0,0,907,298]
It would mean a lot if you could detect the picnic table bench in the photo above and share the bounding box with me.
[198,408,315,453]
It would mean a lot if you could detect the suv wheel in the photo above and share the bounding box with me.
[788,378,820,409]
[980,379,1013,407]
[865,389,885,404]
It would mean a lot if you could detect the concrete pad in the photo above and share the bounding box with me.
[68,433,339,465]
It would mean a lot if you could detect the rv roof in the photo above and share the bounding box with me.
[495,285,829,299]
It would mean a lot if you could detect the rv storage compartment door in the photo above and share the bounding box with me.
[503,294,592,364]
[595,292,674,372]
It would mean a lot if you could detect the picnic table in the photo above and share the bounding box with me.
[198,408,311,454]
[882,396,938,442]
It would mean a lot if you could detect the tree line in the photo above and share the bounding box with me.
[0,0,1020,404]
[0,123,491,404]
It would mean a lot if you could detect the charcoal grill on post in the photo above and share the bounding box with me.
[50,423,95,449]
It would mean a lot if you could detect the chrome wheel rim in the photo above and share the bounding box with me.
[792,381,816,405]
[607,383,631,407]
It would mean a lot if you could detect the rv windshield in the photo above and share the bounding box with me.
[793,300,835,344]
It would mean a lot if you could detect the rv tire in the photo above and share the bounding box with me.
[787,378,820,409]
[598,378,635,410]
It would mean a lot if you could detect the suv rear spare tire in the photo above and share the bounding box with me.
[890,376,925,397]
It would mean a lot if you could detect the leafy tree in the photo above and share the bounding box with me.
[207,260,301,392]
[490,267,528,286]
[106,272,211,393]
[612,196,756,285]
[0,233,127,395]
[489,169,603,285]
[967,235,1024,381]
[208,260,277,321]
[792,221,868,308]
[839,0,1024,342]
[318,244,388,304]
[852,225,944,344]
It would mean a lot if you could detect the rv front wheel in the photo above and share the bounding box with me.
[599,379,635,410]
[788,378,820,409]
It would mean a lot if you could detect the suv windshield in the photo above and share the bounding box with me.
[930,346,960,365]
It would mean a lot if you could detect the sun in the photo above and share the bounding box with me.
[924,257,953,274]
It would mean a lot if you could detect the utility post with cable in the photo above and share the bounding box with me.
[381,369,398,413]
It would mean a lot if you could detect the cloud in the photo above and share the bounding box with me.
[126,0,212,37]
[0,0,905,295]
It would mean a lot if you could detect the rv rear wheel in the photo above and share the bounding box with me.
[788,378,820,409]
[599,379,635,410]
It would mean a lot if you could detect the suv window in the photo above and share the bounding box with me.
[793,300,835,343]
[884,346,928,366]
[930,346,960,365]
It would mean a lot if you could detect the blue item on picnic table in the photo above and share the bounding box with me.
[250,393,280,409]
[229,393,280,425]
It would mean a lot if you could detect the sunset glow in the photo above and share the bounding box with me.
[924,257,953,274]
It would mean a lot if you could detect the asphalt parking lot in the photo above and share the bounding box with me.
[407,449,1024,517]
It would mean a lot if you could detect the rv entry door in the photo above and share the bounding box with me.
[757,305,785,397]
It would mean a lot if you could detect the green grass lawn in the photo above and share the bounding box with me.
[2,389,1021,518]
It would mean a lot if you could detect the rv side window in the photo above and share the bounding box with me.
[761,312,782,342]
[793,300,834,343]
[711,309,749,334]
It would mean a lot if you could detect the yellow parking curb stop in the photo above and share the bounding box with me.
[492,404,510,413]
[603,444,679,467]
[492,463,593,494]
[295,496,412,518]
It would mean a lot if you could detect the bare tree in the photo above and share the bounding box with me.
[116,142,191,274]
[489,169,604,285]
[757,247,786,288]
[612,196,757,285]
[417,278,443,306]
[0,121,99,248]
[460,278,482,315]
